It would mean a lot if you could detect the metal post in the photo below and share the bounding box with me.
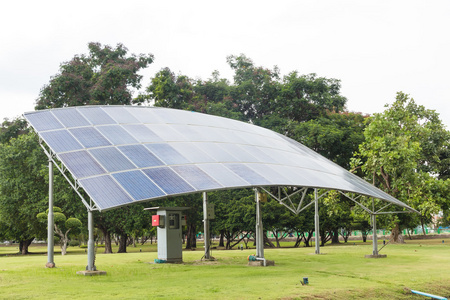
[372,213,378,255]
[314,188,320,254]
[87,209,95,271]
[46,159,55,268]
[255,190,264,258]
[203,192,210,260]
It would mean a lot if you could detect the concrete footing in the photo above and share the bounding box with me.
[45,262,56,268]
[248,259,275,266]
[76,270,107,276]
[364,254,387,258]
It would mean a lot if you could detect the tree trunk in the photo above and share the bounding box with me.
[185,223,196,249]
[263,232,275,248]
[117,233,127,253]
[218,230,225,247]
[420,217,427,236]
[390,223,405,244]
[331,229,340,244]
[103,229,113,254]
[19,238,33,255]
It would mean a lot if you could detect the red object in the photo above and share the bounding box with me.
[152,215,160,226]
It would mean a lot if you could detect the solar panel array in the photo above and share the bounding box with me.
[24,106,409,211]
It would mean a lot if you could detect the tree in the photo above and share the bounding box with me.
[35,42,154,109]
[353,92,450,242]
[0,133,48,254]
[37,207,82,255]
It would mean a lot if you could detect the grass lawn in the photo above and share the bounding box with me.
[1,238,450,299]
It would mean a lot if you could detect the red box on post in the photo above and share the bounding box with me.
[152,215,160,226]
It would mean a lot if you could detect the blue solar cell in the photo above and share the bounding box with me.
[112,170,166,200]
[41,130,84,153]
[24,111,63,132]
[142,167,195,194]
[250,164,294,185]
[96,125,138,145]
[197,164,250,187]
[89,147,136,172]
[52,109,90,128]
[69,127,112,148]
[103,107,140,124]
[172,165,222,190]
[118,144,164,168]
[170,143,215,163]
[79,175,133,210]
[122,124,163,143]
[145,144,190,165]
[78,107,117,125]
[225,163,271,185]
[58,151,106,178]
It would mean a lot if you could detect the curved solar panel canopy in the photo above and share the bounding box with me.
[24,106,414,212]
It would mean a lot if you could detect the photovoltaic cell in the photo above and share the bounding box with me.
[198,143,238,162]
[142,167,195,195]
[96,125,138,145]
[69,127,112,148]
[147,124,188,141]
[169,143,216,163]
[197,164,249,187]
[225,163,271,185]
[58,150,106,178]
[89,147,136,172]
[172,165,222,190]
[78,107,116,125]
[103,107,140,124]
[112,170,165,200]
[126,107,164,124]
[79,175,133,210]
[41,130,84,153]
[220,144,259,162]
[118,144,164,168]
[145,144,190,165]
[52,109,90,128]
[122,124,163,143]
[24,111,63,132]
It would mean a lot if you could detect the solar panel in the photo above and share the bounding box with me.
[79,175,133,210]
[40,130,84,153]
[69,127,111,148]
[25,111,63,132]
[23,106,416,212]
[58,150,106,178]
[89,147,136,172]
[52,109,90,128]
[118,144,164,168]
[96,125,138,145]
[78,107,117,125]
[112,170,166,200]
[142,167,195,195]
[172,165,222,190]
[145,144,190,165]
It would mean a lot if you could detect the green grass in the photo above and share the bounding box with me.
[1,239,450,299]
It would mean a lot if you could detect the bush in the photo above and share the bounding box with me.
[69,240,80,247]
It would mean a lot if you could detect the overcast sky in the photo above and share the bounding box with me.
[1,0,449,128]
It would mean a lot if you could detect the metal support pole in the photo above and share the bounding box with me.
[255,190,264,258]
[372,213,378,255]
[46,159,55,268]
[203,192,210,260]
[314,188,320,254]
[87,209,95,271]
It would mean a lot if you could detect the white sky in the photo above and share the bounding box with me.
[1,0,449,128]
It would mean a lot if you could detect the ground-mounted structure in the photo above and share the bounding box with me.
[24,106,417,269]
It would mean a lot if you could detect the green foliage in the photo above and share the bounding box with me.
[0,133,48,248]
[35,42,154,109]
[353,92,450,234]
